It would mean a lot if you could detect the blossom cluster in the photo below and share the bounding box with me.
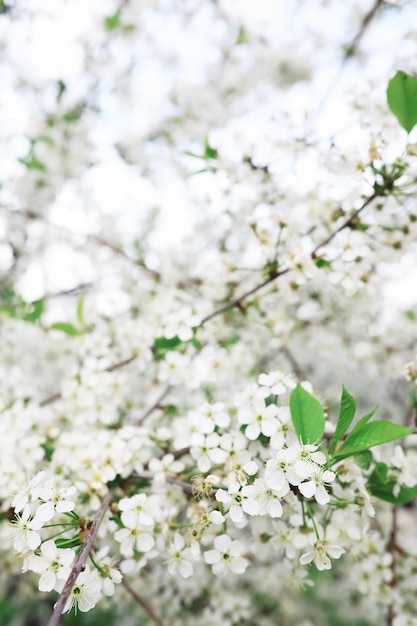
[2,1,417,625]
[7,371,417,625]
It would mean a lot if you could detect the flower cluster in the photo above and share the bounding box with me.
[2,1,417,625]
[10,369,416,625]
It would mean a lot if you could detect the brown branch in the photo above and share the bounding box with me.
[107,355,138,372]
[201,268,289,324]
[315,0,385,115]
[203,191,380,325]
[48,490,113,626]
[278,346,307,381]
[344,0,385,59]
[39,191,382,407]
[122,579,166,626]
[40,392,62,407]
[136,385,171,425]
[311,192,377,258]
[0,206,159,278]
[89,234,160,278]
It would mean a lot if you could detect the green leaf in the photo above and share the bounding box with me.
[57,79,66,103]
[314,258,331,269]
[21,299,44,322]
[55,537,81,549]
[335,421,413,460]
[368,462,417,505]
[221,334,240,348]
[49,322,81,336]
[153,336,182,350]
[76,297,85,327]
[405,309,417,321]
[104,10,121,31]
[203,136,218,160]
[354,450,372,470]
[185,137,218,161]
[152,335,183,360]
[289,384,325,444]
[19,154,46,172]
[62,106,83,123]
[236,25,247,45]
[331,386,356,448]
[387,70,417,133]
[351,406,378,432]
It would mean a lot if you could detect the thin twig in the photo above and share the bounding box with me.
[136,385,171,425]
[40,355,139,406]
[107,355,138,372]
[311,192,377,258]
[122,579,166,626]
[203,191,379,325]
[344,0,385,59]
[278,346,307,381]
[40,392,62,407]
[201,268,289,324]
[315,0,385,115]
[39,190,382,407]
[0,206,159,277]
[48,490,113,626]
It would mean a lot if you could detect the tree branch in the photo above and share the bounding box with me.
[136,385,171,425]
[201,268,290,324]
[48,490,113,626]
[39,190,382,407]
[122,579,167,626]
[315,0,385,115]
[311,192,377,258]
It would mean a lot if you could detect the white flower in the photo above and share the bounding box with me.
[59,566,102,613]
[252,478,283,517]
[300,538,345,570]
[9,505,42,553]
[94,547,123,597]
[265,448,294,493]
[215,486,258,524]
[238,403,279,441]
[11,471,47,513]
[190,432,227,473]
[148,453,185,484]
[286,439,326,480]
[269,406,293,450]
[34,484,77,524]
[258,371,296,395]
[114,510,155,557]
[165,533,199,579]
[28,540,75,592]
[118,493,154,526]
[298,469,335,505]
[204,534,249,577]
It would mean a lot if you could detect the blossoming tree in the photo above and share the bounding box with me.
[2,1,417,625]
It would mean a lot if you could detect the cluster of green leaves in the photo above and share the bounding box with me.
[289,384,416,504]
[0,292,45,323]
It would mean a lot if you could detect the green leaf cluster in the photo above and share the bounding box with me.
[368,461,417,505]
[0,296,44,323]
[288,384,414,503]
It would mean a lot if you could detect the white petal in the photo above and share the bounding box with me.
[229,557,248,574]
[298,481,316,498]
[39,571,56,592]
